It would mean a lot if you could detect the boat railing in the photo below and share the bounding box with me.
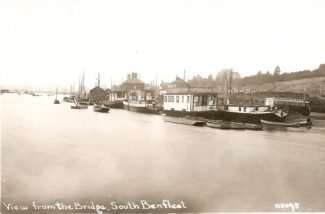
[193,105,218,111]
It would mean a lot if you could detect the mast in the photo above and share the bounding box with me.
[82,71,85,99]
[229,69,233,97]
[97,73,100,103]
[224,71,227,103]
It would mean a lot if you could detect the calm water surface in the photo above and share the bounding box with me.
[1,94,325,212]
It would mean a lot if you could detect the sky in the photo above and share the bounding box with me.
[1,0,325,91]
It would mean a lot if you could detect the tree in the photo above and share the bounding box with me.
[274,65,281,76]
[273,65,281,82]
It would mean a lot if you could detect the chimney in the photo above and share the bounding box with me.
[132,73,137,79]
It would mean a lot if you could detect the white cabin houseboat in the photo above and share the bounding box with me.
[163,88,288,123]
[163,88,219,118]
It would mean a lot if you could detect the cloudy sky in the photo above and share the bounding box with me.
[1,0,324,90]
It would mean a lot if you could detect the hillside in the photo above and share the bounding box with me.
[240,77,325,96]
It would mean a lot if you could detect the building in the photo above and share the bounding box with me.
[89,86,107,102]
[121,73,145,92]
[161,76,189,90]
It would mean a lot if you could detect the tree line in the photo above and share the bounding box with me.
[187,63,325,88]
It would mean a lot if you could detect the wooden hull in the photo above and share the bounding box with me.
[207,121,231,129]
[260,119,299,127]
[104,100,124,109]
[163,110,283,124]
[163,116,206,126]
[207,120,263,130]
[71,105,88,109]
[93,106,110,113]
[244,123,263,130]
[123,101,161,115]
[261,119,312,127]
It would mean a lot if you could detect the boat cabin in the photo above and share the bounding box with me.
[163,88,218,112]
[127,89,155,103]
[265,97,310,108]
[223,105,270,113]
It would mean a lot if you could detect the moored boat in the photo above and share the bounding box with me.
[104,99,124,109]
[260,119,299,127]
[162,87,287,123]
[207,120,231,129]
[244,123,263,130]
[163,115,206,126]
[71,100,88,109]
[299,118,312,126]
[71,104,88,109]
[54,88,60,104]
[207,120,262,130]
[123,100,161,114]
[93,104,110,113]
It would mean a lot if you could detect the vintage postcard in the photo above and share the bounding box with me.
[1,0,325,213]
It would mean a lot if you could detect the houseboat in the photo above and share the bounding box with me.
[163,88,288,123]
[162,87,219,118]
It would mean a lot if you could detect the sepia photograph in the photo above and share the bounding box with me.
[1,0,325,213]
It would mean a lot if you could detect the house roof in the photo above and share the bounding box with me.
[122,78,145,85]
[90,86,105,93]
[170,77,188,85]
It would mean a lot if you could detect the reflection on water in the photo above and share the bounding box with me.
[1,94,325,212]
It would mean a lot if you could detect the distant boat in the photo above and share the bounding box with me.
[63,96,69,102]
[163,115,206,126]
[92,73,110,113]
[93,104,110,113]
[54,88,60,104]
[71,99,88,109]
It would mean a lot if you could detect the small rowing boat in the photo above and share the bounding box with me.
[260,119,311,127]
[163,115,207,126]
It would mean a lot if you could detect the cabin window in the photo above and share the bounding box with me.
[168,96,174,102]
[255,107,258,111]
[224,106,228,110]
[244,107,246,112]
[182,96,184,103]
[202,96,207,106]
[187,96,190,103]
[239,107,241,111]
[194,96,199,103]
[176,96,179,103]
[164,96,167,103]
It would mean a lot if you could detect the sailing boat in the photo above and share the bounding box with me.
[71,74,88,109]
[93,73,110,113]
[54,88,60,104]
